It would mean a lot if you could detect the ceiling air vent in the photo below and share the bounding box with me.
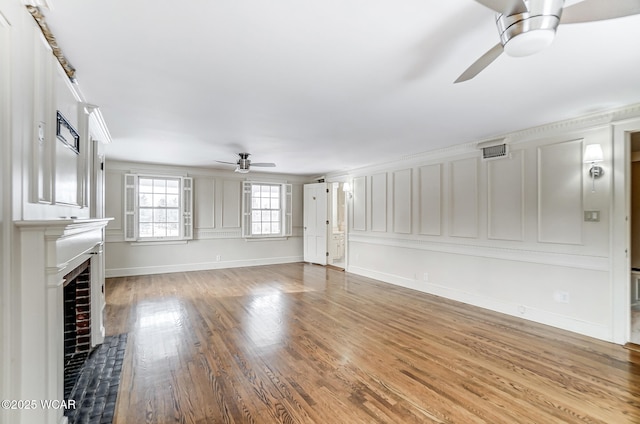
[478,139,508,161]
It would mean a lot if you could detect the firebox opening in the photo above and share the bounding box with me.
[63,259,91,400]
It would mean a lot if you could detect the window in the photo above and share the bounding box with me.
[242,181,292,238]
[124,174,192,241]
[250,184,281,235]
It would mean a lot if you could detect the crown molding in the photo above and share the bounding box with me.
[505,104,640,145]
[84,105,112,144]
[327,102,640,179]
[105,159,310,183]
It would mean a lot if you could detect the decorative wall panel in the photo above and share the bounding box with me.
[418,164,441,236]
[488,152,524,241]
[393,169,412,234]
[53,70,80,207]
[222,179,241,228]
[194,177,214,229]
[353,176,367,231]
[538,140,583,244]
[371,173,387,232]
[32,36,52,204]
[105,172,123,230]
[450,158,478,238]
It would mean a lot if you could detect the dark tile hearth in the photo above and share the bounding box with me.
[64,352,89,399]
[65,334,127,424]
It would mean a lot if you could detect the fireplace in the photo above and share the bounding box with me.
[15,218,111,424]
[63,259,92,399]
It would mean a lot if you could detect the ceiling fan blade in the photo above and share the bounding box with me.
[561,0,640,24]
[474,0,527,15]
[454,43,504,83]
[215,160,237,165]
[251,163,276,167]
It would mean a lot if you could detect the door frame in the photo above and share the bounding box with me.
[612,118,640,344]
[328,180,350,270]
[328,181,349,269]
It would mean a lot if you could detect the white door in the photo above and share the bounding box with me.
[304,183,329,265]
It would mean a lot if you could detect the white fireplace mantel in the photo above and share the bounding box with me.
[14,218,112,424]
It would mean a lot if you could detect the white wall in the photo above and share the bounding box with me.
[0,3,12,422]
[330,111,640,343]
[104,160,308,277]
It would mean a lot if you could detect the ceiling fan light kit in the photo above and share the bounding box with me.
[456,0,640,83]
[216,152,276,173]
[237,153,251,172]
[503,26,556,56]
[497,0,562,57]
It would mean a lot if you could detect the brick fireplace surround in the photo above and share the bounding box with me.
[63,259,92,399]
[15,218,111,424]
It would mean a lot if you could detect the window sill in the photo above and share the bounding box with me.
[244,236,289,242]
[131,239,189,246]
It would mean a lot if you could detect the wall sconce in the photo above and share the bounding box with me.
[584,144,604,192]
[342,182,353,199]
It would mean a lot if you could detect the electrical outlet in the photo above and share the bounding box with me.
[554,291,570,303]
[423,272,429,282]
[216,255,221,261]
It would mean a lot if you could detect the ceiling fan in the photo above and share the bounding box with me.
[455,0,640,83]
[216,152,276,173]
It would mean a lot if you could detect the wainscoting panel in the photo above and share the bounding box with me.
[538,140,583,244]
[371,173,387,232]
[194,177,214,229]
[347,239,611,341]
[32,34,53,204]
[353,176,367,231]
[222,179,241,228]
[393,169,412,234]
[488,151,525,241]
[450,158,478,238]
[105,171,123,231]
[54,66,81,207]
[418,164,442,236]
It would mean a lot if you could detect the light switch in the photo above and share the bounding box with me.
[584,210,600,222]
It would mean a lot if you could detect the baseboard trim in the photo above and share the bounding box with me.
[625,342,640,353]
[106,256,303,278]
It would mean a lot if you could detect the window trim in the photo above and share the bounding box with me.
[242,181,292,239]
[124,173,193,242]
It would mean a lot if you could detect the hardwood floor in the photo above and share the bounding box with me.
[105,263,640,423]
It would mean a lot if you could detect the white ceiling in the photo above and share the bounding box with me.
[41,0,640,175]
